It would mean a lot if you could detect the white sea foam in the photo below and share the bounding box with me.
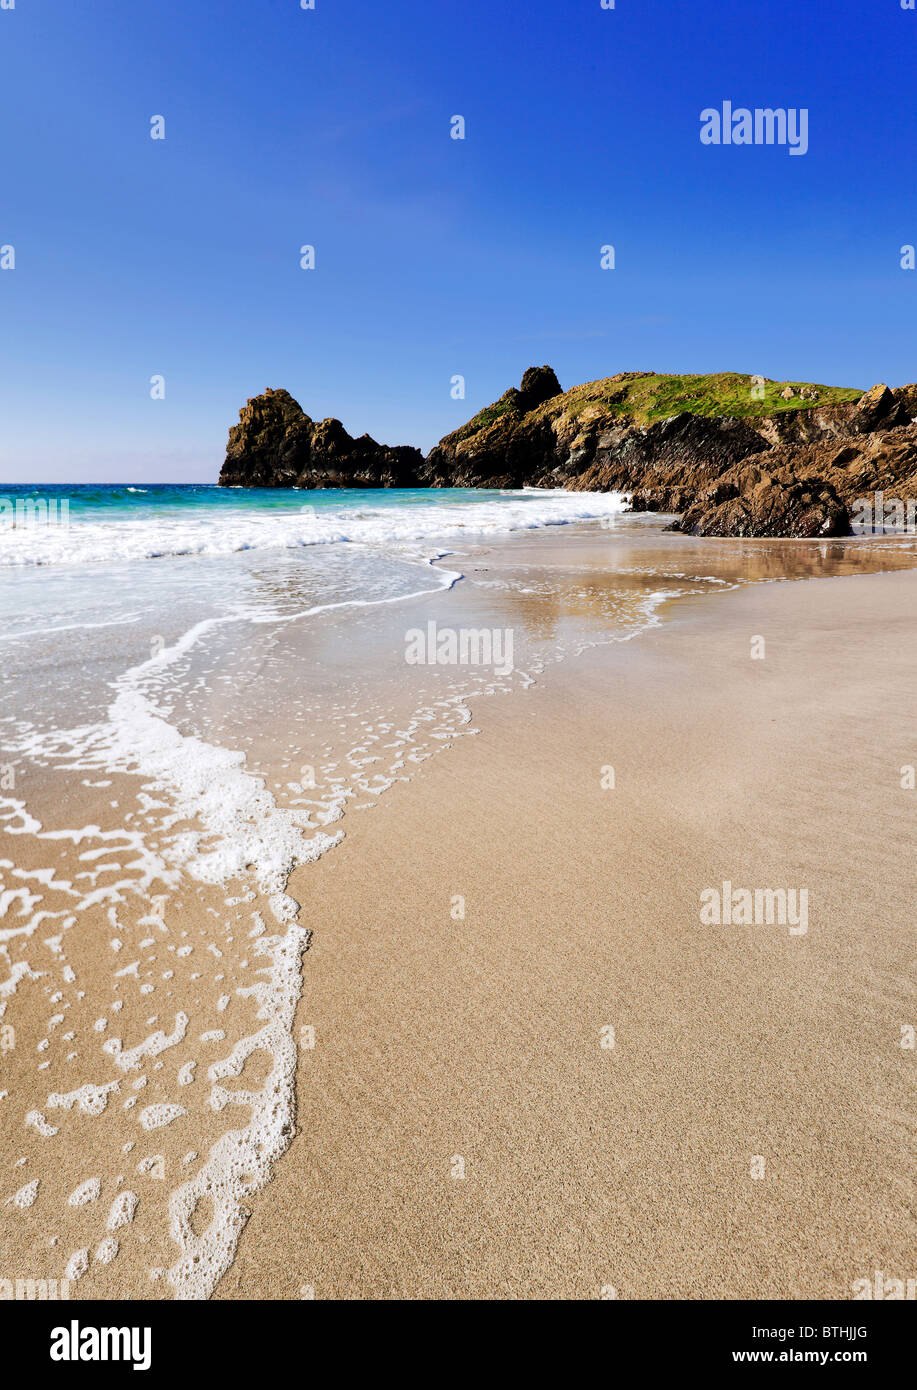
[0,489,661,1302]
[166,925,307,1299]
[25,1110,59,1137]
[104,1014,188,1072]
[47,1082,120,1116]
[106,1190,138,1231]
[67,1177,101,1207]
[0,490,630,567]
[100,621,345,894]
[64,1249,89,1281]
[7,1179,39,1208]
[139,1103,185,1131]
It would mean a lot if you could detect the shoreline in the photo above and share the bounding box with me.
[2,524,917,1299]
[218,557,917,1300]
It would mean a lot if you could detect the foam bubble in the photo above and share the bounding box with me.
[7,1179,39,1208]
[67,1178,101,1207]
[106,1191,138,1231]
[165,926,306,1299]
[139,1103,185,1131]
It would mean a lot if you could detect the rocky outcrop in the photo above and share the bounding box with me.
[219,388,423,488]
[674,468,850,538]
[673,415,917,536]
[564,413,772,510]
[421,368,917,535]
[220,370,917,537]
[419,366,563,488]
[847,383,911,435]
[422,399,770,497]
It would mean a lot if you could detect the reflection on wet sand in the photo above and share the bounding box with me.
[442,516,917,645]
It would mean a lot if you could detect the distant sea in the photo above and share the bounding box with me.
[0,483,631,568]
[0,481,632,678]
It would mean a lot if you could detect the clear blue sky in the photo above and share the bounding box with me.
[1,0,915,482]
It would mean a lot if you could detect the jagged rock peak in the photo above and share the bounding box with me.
[517,365,563,410]
[219,388,423,489]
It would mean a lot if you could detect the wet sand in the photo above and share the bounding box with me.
[220,557,917,1300]
[3,524,917,1299]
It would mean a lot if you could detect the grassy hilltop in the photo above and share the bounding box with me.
[461,371,864,439]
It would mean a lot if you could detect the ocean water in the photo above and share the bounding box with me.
[0,483,645,915]
[0,482,634,567]
[0,483,635,656]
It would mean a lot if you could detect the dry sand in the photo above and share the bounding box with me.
[217,562,917,1300]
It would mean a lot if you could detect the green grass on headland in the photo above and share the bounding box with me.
[461,371,864,437]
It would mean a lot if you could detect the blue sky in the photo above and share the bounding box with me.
[1,0,915,481]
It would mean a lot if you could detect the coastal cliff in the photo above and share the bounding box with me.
[219,372,917,537]
[219,388,423,489]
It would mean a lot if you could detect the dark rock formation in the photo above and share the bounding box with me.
[564,413,771,510]
[671,416,917,536]
[675,468,850,538]
[422,368,917,536]
[219,388,423,488]
[422,401,769,497]
[419,365,563,488]
[846,383,910,435]
[220,371,917,538]
[892,382,917,420]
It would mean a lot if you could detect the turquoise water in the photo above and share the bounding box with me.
[1,481,513,519]
[0,482,633,727]
[0,483,630,568]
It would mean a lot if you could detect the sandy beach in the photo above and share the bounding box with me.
[215,548,917,1300]
[2,524,916,1301]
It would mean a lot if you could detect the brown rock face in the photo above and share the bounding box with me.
[419,366,563,488]
[420,371,806,501]
[675,468,850,538]
[514,365,564,411]
[892,383,917,419]
[423,368,917,535]
[671,418,917,537]
[219,388,423,488]
[846,383,911,434]
[564,413,771,510]
[219,370,917,538]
